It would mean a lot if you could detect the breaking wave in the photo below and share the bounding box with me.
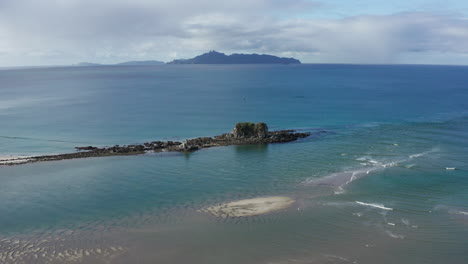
[355,201,393,211]
[303,148,438,194]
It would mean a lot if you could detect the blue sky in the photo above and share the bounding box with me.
[0,0,468,66]
[312,0,468,18]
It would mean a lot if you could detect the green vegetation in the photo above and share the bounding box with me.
[234,122,268,138]
[235,122,255,137]
[254,122,268,138]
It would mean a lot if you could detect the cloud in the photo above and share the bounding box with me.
[0,0,468,66]
[180,12,468,64]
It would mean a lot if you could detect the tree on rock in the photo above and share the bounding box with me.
[254,122,268,138]
[232,122,268,138]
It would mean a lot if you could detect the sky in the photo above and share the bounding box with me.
[1,0,468,66]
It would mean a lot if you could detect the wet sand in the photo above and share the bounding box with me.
[201,196,296,218]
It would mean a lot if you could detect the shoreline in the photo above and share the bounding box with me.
[0,124,316,166]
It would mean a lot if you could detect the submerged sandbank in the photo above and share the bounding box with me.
[202,196,296,217]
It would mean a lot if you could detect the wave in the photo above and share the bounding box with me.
[385,230,405,239]
[401,218,410,226]
[355,201,393,211]
[433,205,468,218]
[450,210,468,216]
[0,155,32,165]
[303,148,438,193]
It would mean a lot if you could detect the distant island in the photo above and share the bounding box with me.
[73,51,301,66]
[75,60,165,67]
[167,51,301,64]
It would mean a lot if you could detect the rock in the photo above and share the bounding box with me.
[5,122,316,166]
[232,122,255,138]
[75,146,98,151]
[254,122,268,138]
[232,122,268,138]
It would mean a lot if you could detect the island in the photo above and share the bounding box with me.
[167,51,301,64]
[0,123,316,166]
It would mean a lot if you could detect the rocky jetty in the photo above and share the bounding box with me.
[2,122,313,166]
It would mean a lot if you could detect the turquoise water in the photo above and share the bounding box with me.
[0,64,467,263]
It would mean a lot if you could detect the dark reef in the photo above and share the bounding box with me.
[1,123,316,165]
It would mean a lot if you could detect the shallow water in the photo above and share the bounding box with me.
[0,64,467,263]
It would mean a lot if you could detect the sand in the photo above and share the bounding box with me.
[202,196,295,218]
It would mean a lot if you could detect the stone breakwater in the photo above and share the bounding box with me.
[1,123,315,166]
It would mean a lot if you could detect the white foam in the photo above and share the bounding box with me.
[334,187,345,195]
[356,156,371,162]
[355,201,393,211]
[445,167,456,170]
[409,148,439,159]
[385,230,405,239]
[304,148,437,193]
[0,156,31,165]
[324,254,355,263]
[401,218,410,226]
[437,205,468,216]
[305,168,373,189]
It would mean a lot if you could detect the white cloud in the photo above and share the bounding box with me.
[0,0,468,66]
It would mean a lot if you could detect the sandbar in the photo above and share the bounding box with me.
[202,196,295,217]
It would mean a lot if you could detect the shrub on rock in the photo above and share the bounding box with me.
[232,122,268,138]
[254,122,268,138]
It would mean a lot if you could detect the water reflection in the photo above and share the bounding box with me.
[234,144,268,154]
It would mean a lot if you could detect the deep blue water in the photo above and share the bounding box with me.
[0,64,467,263]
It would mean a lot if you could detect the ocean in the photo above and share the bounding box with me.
[0,64,467,263]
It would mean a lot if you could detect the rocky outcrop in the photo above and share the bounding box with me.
[2,123,318,166]
[231,122,268,138]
